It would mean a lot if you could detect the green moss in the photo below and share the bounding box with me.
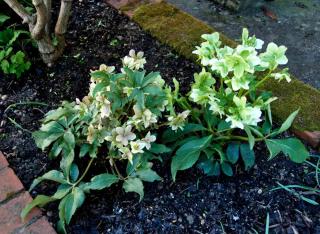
[132,2,320,131]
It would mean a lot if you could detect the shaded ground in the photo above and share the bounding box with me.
[167,0,320,89]
[0,0,319,233]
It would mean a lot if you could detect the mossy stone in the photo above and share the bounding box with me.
[132,2,320,131]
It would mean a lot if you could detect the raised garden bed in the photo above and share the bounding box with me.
[0,0,319,233]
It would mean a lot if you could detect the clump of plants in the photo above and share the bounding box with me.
[0,13,31,78]
[22,29,309,233]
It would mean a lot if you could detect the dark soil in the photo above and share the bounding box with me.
[0,0,319,233]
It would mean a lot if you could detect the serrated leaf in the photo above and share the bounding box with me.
[136,168,161,182]
[65,187,85,224]
[217,120,231,132]
[80,173,119,192]
[240,144,255,170]
[21,195,56,219]
[32,131,63,150]
[123,177,144,201]
[265,138,309,163]
[53,184,72,199]
[30,170,67,191]
[226,142,240,164]
[63,130,75,149]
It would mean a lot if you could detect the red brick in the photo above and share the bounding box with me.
[0,152,8,170]
[0,168,24,202]
[14,217,56,234]
[107,0,130,9]
[293,130,320,148]
[0,191,42,233]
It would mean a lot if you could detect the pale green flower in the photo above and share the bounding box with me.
[260,42,288,69]
[241,28,264,50]
[115,125,136,146]
[209,96,225,117]
[189,88,211,104]
[271,68,291,83]
[209,58,229,78]
[87,124,96,144]
[226,115,244,129]
[230,75,250,91]
[168,110,190,131]
[236,45,260,72]
[225,54,251,78]
[201,32,220,46]
[192,45,212,66]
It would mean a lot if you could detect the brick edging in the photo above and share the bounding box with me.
[0,151,56,234]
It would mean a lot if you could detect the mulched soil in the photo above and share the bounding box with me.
[0,0,319,233]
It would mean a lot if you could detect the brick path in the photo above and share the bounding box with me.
[0,152,56,234]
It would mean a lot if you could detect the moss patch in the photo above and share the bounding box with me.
[132,2,320,131]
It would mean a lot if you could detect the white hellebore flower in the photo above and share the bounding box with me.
[99,64,115,73]
[132,105,157,128]
[230,75,250,91]
[115,125,136,146]
[122,49,146,71]
[168,110,190,131]
[87,124,96,144]
[142,132,156,150]
[130,140,145,154]
[226,115,244,129]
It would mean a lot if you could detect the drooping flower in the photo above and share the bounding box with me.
[168,110,190,131]
[119,147,133,164]
[142,132,156,150]
[271,68,291,83]
[230,75,251,91]
[132,105,157,128]
[99,64,115,73]
[115,125,136,146]
[208,96,225,117]
[87,124,96,144]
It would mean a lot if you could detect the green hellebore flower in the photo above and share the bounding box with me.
[225,54,251,78]
[260,42,288,69]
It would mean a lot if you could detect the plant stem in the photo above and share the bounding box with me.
[243,70,272,97]
[110,157,125,180]
[74,157,94,186]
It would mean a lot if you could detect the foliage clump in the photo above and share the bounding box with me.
[22,29,309,232]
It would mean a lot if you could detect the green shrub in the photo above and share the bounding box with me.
[22,29,309,233]
[0,14,31,78]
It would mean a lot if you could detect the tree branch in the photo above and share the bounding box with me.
[43,0,52,34]
[31,0,48,40]
[55,0,72,36]
[3,0,32,24]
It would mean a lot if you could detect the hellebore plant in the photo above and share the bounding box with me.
[22,29,309,233]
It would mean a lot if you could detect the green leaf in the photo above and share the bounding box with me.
[148,143,171,154]
[80,173,119,192]
[64,187,85,224]
[171,150,200,181]
[79,144,90,158]
[273,109,299,136]
[53,184,72,199]
[136,168,162,182]
[244,126,255,150]
[221,162,233,176]
[70,163,79,182]
[21,195,56,219]
[217,120,231,132]
[32,131,63,150]
[171,136,212,181]
[142,71,160,87]
[240,144,255,170]
[123,177,144,201]
[63,130,75,149]
[30,170,67,191]
[57,197,68,234]
[0,14,10,26]
[226,142,240,164]
[265,138,309,163]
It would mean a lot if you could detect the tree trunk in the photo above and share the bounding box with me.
[3,0,73,66]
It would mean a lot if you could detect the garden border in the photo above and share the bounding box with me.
[105,0,320,149]
[0,151,56,234]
